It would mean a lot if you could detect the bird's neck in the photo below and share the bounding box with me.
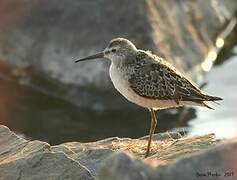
[110,53,137,70]
[110,56,137,80]
[110,61,132,82]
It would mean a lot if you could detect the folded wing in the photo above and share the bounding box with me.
[129,51,222,105]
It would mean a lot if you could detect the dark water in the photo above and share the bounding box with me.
[0,46,236,144]
[0,77,194,144]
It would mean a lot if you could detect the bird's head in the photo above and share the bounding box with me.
[75,38,137,63]
[104,38,137,60]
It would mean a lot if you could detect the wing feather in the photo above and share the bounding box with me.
[129,51,219,104]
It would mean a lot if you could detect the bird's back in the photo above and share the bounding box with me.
[127,50,222,108]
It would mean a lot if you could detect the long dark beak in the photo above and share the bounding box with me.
[74,52,104,63]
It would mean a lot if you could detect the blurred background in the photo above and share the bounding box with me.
[0,0,236,145]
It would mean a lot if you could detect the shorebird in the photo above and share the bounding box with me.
[75,38,222,157]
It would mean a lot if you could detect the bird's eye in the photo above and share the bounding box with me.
[111,49,116,53]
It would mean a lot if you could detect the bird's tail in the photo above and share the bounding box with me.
[204,95,223,102]
[202,95,223,110]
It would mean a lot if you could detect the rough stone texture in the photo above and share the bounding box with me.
[0,0,236,109]
[99,152,157,180]
[154,139,237,180]
[98,139,237,180]
[0,125,94,180]
[2,125,236,180]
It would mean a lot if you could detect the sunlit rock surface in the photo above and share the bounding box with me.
[1,125,236,180]
[0,0,236,109]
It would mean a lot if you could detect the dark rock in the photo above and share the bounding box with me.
[0,0,236,109]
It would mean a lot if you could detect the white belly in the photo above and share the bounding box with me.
[109,64,188,109]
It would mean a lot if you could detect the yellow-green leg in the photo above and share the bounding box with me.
[145,108,157,158]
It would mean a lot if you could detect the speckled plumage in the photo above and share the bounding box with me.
[127,50,220,106]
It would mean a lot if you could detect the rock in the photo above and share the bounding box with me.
[0,0,236,110]
[154,139,237,180]
[1,125,236,180]
[0,125,94,180]
[98,152,157,180]
[98,139,237,180]
[0,124,225,179]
